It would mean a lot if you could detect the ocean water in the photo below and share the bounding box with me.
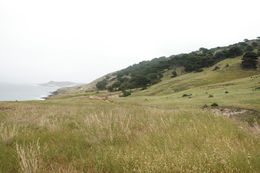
[0,83,60,101]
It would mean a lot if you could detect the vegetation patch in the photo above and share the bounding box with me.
[255,87,260,90]
[212,66,220,71]
[122,90,131,97]
[242,51,258,69]
[211,103,218,107]
[182,93,192,97]
[95,39,260,92]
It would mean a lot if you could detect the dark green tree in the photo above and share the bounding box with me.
[227,46,243,58]
[131,75,150,88]
[246,45,253,52]
[111,81,121,90]
[252,42,258,47]
[96,79,107,90]
[214,50,228,59]
[242,52,258,69]
[199,47,209,54]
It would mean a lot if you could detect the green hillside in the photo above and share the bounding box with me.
[1,39,260,172]
[134,57,260,96]
[96,39,259,92]
[59,39,260,95]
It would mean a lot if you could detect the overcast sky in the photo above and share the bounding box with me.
[0,0,259,84]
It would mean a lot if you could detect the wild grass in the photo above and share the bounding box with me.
[0,57,260,172]
[0,122,18,145]
[16,139,43,173]
[0,99,260,172]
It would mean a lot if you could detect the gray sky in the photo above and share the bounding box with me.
[1,0,260,84]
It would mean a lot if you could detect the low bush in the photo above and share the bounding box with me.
[182,94,192,97]
[195,68,203,72]
[171,71,177,78]
[211,103,218,107]
[122,90,131,97]
[213,66,220,71]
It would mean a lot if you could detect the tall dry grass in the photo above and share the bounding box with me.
[16,139,44,173]
[0,122,18,145]
[0,100,259,172]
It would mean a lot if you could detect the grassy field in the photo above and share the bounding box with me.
[1,57,260,172]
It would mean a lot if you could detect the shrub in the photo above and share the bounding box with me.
[182,94,192,97]
[244,115,256,127]
[171,71,177,78]
[122,90,131,97]
[211,103,218,107]
[141,86,147,90]
[208,94,214,98]
[225,91,229,94]
[213,66,220,71]
[195,68,203,72]
[255,87,260,90]
[225,64,229,67]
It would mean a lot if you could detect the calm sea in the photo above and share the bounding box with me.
[0,83,60,101]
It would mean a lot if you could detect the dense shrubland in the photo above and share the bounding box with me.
[96,38,260,91]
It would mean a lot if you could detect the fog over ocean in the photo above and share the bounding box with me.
[0,82,60,101]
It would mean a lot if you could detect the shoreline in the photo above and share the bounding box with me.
[43,90,59,100]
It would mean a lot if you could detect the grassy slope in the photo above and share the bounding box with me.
[121,57,260,110]
[135,57,260,96]
[0,57,260,172]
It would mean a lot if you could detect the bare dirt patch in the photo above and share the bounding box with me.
[210,107,249,118]
[206,107,260,133]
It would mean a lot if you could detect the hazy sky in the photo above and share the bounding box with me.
[1,0,260,84]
